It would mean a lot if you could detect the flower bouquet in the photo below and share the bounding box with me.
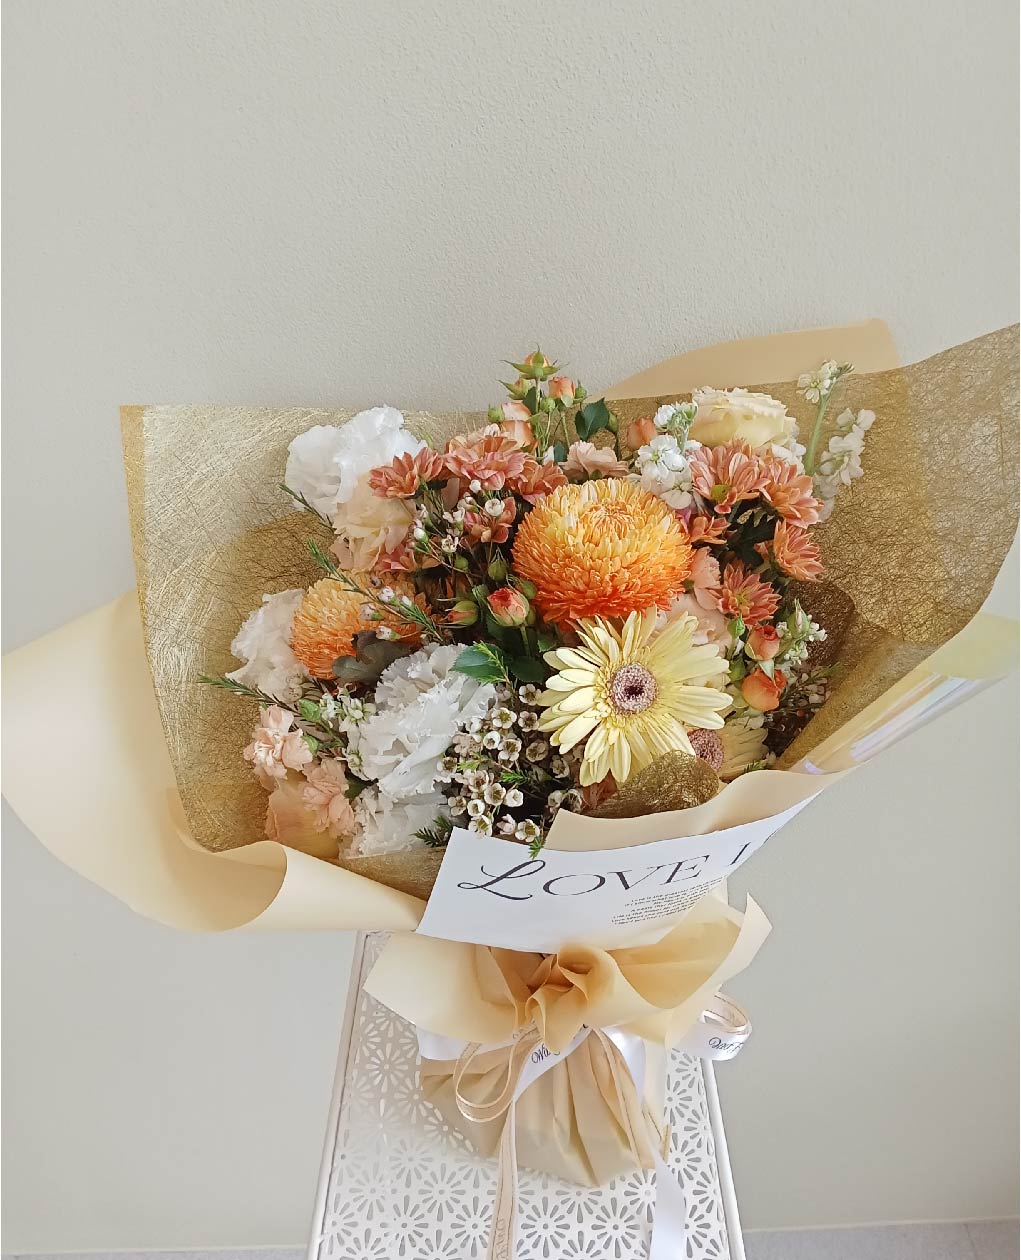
[4,321,1017,1257]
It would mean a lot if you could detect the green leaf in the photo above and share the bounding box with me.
[302,734,320,754]
[509,656,547,684]
[552,440,568,463]
[345,775,372,801]
[332,633,414,685]
[298,699,322,722]
[575,399,612,440]
[536,633,558,653]
[451,643,508,683]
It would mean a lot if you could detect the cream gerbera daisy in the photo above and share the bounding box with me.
[537,610,732,787]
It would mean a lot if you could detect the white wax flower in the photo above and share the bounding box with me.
[228,589,308,702]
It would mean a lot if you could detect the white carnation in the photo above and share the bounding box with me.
[350,787,449,857]
[227,589,308,702]
[285,406,424,520]
[345,643,496,800]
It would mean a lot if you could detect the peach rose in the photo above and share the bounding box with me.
[499,415,536,449]
[623,415,658,450]
[741,667,784,712]
[563,441,629,478]
[746,625,781,661]
[501,399,532,423]
[548,376,576,406]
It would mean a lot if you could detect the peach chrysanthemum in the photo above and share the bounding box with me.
[712,561,781,627]
[682,511,730,546]
[511,479,693,626]
[510,458,569,503]
[688,441,769,515]
[764,520,824,581]
[444,432,529,491]
[368,448,446,498]
[290,574,424,678]
[762,460,822,527]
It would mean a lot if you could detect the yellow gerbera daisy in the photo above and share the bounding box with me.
[537,610,732,786]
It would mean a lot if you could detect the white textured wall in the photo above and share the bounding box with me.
[2,0,1017,1250]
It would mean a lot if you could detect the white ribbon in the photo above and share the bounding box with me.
[416,992,752,1258]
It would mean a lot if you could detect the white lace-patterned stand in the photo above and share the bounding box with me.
[308,932,745,1260]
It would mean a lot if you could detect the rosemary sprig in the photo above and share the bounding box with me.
[416,816,454,848]
[306,539,448,643]
[198,674,347,749]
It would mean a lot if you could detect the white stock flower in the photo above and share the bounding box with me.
[228,589,309,702]
[813,408,874,519]
[797,360,839,405]
[630,434,694,510]
[653,403,681,430]
[350,787,449,856]
[345,643,497,800]
[285,407,425,567]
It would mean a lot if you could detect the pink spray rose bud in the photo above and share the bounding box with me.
[488,587,530,627]
[623,415,658,450]
[447,599,480,627]
[746,625,781,661]
[741,667,784,712]
[548,375,576,406]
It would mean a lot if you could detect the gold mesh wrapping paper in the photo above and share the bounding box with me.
[122,325,1019,874]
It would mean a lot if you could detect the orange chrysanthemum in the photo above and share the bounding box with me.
[444,432,529,491]
[712,561,781,627]
[290,575,424,678]
[511,479,692,626]
[368,448,446,498]
[762,460,822,527]
[763,520,824,581]
[689,441,769,515]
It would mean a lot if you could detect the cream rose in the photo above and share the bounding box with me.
[690,387,795,450]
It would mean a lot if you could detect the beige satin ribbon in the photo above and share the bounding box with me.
[452,1023,667,1260]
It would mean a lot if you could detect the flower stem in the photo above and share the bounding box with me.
[803,397,830,476]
